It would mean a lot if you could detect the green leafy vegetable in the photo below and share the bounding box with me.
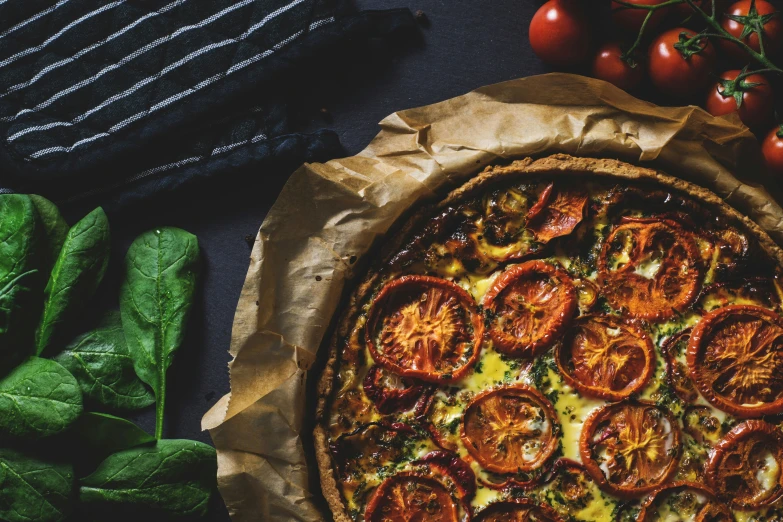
[65,412,155,475]
[0,194,41,362]
[120,228,199,439]
[0,357,83,439]
[36,207,111,356]
[0,447,74,522]
[30,195,68,271]
[79,439,216,520]
[54,311,154,411]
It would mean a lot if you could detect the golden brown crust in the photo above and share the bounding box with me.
[313,153,783,521]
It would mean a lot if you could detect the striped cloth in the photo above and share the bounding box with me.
[0,0,415,208]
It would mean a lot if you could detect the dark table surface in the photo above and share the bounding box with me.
[107,1,557,520]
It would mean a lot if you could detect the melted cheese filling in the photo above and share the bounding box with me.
[331,182,783,521]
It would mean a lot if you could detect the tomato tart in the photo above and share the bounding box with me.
[315,154,783,521]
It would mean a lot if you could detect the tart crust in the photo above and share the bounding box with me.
[313,153,783,522]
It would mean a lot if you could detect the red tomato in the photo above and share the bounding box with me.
[611,0,668,33]
[648,27,716,99]
[762,126,783,177]
[705,70,774,130]
[721,0,782,60]
[529,0,591,66]
[592,42,644,91]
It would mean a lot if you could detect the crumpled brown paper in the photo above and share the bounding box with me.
[201,72,783,521]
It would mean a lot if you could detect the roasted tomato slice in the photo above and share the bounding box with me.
[366,276,483,383]
[687,305,783,417]
[527,183,589,243]
[364,472,459,522]
[473,499,564,522]
[461,385,559,474]
[705,420,783,510]
[580,401,681,497]
[635,482,733,522]
[660,329,699,403]
[598,218,702,321]
[556,315,654,401]
[483,260,577,358]
[697,278,780,312]
[363,365,428,414]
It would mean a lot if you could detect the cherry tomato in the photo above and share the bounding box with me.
[648,27,716,99]
[592,42,644,91]
[721,0,782,61]
[529,0,591,67]
[762,125,783,177]
[612,0,668,33]
[705,70,774,130]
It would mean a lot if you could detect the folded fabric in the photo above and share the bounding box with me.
[0,0,416,209]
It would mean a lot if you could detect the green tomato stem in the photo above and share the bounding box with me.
[682,0,782,72]
[616,0,783,74]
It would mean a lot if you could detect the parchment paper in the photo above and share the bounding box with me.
[201,73,783,522]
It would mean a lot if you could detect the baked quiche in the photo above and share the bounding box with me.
[315,154,783,522]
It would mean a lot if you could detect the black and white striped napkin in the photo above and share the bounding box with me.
[0,0,415,208]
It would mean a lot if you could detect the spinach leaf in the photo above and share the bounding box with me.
[54,311,154,411]
[79,439,216,520]
[0,194,41,363]
[0,357,83,440]
[0,447,74,522]
[36,207,110,356]
[120,228,199,439]
[67,412,155,475]
[30,195,68,271]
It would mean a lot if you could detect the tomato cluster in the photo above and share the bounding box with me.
[530,0,783,177]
